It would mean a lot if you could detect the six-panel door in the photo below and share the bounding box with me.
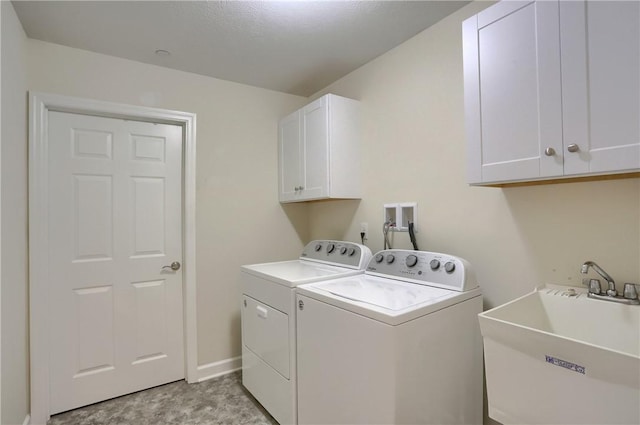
[47,111,185,413]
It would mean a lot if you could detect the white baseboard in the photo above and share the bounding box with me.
[23,414,31,425]
[197,356,242,382]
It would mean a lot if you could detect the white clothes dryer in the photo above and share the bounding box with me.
[240,240,372,425]
[296,249,483,425]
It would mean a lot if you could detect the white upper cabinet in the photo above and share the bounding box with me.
[464,0,640,185]
[278,94,361,203]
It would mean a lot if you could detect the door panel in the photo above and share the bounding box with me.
[73,175,113,260]
[479,4,539,165]
[301,97,328,199]
[48,111,184,414]
[278,110,301,202]
[73,286,115,376]
[72,128,113,159]
[465,0,563,183]
[131,279,169,363]
[561,0,640,175]
[131,177,165,256]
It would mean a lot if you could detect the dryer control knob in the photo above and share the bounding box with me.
[326,243,335,253]
[315,244,322,252]
[444,261,456,273]
[430,259,440,270]
[340,247,348,255]
[347,248,356,256]
[386,254,395,264]
[375,253,384,263]
[406,254,418,267]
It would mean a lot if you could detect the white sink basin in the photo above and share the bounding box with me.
[479,284,640,425]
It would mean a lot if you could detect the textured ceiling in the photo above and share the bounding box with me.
[13,1,470,96]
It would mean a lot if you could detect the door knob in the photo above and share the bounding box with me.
[162,261,181,271]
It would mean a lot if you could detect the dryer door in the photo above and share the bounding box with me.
[242,295,290,378]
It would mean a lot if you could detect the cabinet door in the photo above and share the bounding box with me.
[560,0,640,175]
[464,1,563,184]
[300,96,329,200]
[278,110,302,202]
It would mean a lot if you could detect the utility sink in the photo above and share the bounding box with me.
[479,284,640,425]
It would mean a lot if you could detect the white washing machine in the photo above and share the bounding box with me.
[296,249,483,425]
[240,240,372,425]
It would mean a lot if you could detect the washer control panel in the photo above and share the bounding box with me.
[300,240,372,269]
[366,249,477,292]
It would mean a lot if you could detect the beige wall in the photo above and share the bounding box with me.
[308,0,640,310]
[26,40,309,367]
[1,2,30,424]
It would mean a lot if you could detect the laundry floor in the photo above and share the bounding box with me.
[48,371,277,425]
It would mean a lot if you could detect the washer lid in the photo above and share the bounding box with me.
[317,277,455,311]
[241,260,363,287]
[297,274,482,325]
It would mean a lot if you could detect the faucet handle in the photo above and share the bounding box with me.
[588,279,602,295]
[623,283,638,300]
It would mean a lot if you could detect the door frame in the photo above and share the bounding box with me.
[28,92,198,424]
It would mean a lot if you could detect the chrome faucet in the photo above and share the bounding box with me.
[580,260,640,305]
[581,261,616,296]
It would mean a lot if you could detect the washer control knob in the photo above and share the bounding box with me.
[375,253,384,263]
[406,254,418,267]
[326,243,335,253]
[444,261,456,273]
[314,244,322,252]
[347,248,356,256]
[430,259,440,270]
[386,254,395,264]
[340,246,348,255]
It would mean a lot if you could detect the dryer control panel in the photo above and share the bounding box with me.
[366,249,478,292]
[300,240,372,270]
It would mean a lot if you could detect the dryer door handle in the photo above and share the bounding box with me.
[256,305,268,319]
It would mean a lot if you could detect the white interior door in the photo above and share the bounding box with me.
[47,111,184,414]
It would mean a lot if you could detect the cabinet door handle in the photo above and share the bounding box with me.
[544,147,556,156]
[567,144,580,153]
[256,305,268,318]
